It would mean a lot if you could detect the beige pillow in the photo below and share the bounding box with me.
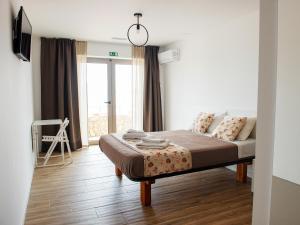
[236,117,256,141]
[212,116,247,141]
[249,123,256,138]
[193,112,214,133]
[207,113,226,133]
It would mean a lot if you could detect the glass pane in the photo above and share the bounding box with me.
[87,63,108,142]
[115,64,133,132]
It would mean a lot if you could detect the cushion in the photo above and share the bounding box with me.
[236,117,256,141]
[212,116,247,141]
[192,112,214,134]
[207,113,226,133]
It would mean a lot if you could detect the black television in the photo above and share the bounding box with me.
[13,6,32,62]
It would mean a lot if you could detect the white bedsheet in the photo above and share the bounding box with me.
[231,138,256,159]
[202,133,256,159]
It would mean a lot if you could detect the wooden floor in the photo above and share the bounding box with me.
[25,146,253,225]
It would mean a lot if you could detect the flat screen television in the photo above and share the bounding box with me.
[13,6,32,62]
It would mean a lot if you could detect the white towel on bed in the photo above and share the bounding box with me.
[122,129,147,140]
[136,140,170,150]
[141,136,166,143]
[126,129,144,133]
[122,132,147,140]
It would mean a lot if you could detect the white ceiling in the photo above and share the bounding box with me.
[23,0,259,46]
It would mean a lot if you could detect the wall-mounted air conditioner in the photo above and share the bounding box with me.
[158,49,180,64]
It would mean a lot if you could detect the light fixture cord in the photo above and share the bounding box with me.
[137,14,140,30]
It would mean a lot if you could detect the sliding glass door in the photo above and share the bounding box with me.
[86,58,132,144]
[86,59,110,143]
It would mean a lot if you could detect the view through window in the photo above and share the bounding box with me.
[87,60,133,143]
[87,62,108,142]
[115,64,133,133]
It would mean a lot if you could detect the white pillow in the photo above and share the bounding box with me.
[236,117,256,141]
[207,113,226,133]
[249,123,256,138]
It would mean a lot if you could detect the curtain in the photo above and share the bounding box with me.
[132,46,145,130]
[76,41,89,146]
[41,37,82,150]
[143,46,163,132]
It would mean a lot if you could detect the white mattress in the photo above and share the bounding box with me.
[231,138,256,159]
[202,133,256,159]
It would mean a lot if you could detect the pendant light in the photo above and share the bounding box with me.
[127,13,149,47]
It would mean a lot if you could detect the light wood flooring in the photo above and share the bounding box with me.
[25,146,253,225]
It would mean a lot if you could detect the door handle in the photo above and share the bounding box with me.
[104,101,111,104]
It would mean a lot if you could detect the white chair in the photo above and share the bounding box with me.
[41,118,73,167]
[32,118,73,167]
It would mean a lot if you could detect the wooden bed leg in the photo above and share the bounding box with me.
[236,163,248,183]
[140,180,154,206]
[115,166,122,177]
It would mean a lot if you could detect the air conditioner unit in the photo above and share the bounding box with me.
[158,49,180,64]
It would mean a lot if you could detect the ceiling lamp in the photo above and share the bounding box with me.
[127,13,149,47]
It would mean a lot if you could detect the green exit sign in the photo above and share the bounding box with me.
[109,51,119,57]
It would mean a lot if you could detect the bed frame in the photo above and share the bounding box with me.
[114,156,254,206]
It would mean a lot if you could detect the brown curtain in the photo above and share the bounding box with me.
[41,37,82,150]
[143,46,163,132]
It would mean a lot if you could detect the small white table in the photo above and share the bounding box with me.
[32,119,72,167]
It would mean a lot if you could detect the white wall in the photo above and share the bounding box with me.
[0,0,35,224]
[253,1,300,224]
[273,0,300,185]
[31,36,41,120]
[87,41,131,59]
[162,10,259,130]
[252,0,278,224]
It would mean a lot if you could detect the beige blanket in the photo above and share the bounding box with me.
[113,134,192,177]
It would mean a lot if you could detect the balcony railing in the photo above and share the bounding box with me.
[88,113,132,139]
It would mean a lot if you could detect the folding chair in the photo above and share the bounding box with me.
[36,118,73,167]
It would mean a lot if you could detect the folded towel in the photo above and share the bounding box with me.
[136,145,168,150]
[122,132,147,140]
[136,140,170,149]
[141,136,167,143]
[127,129,144,133]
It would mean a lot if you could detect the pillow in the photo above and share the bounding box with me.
[249,123,256,139]
[192,112,214,133]
[212,116,247,141]
[236,117,256,141]
[207,113,226,133]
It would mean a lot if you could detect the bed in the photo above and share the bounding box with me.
[99,129,255,206]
